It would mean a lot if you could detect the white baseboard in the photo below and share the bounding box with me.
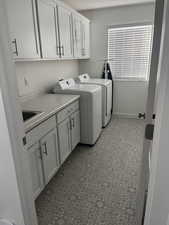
[113,112,139,119]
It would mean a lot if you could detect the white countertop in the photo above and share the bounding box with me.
[21,94,80,132]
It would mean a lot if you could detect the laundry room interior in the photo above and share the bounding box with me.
[2,0,157,224]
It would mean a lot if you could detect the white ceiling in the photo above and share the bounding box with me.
[63,0,155,11]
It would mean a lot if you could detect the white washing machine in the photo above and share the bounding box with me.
[52,78,102,145]
[76,74,112,127]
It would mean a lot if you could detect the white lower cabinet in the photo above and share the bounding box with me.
[58,118,71,164]
[28,143,44,199]
[58,110,80,165]
[40,128,60,185]
[27,101,80,199]
[27,116,60,199]
[71,111,80,150]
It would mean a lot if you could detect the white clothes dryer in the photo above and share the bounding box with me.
[76,74,112,127]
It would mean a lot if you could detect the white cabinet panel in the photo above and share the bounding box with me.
[38,0,60,58]
[81,20,90,58]
[71,111,80,150]
[40,128,59,184]
[72,13,90,59]
[73,16,82,58]
[28,143,44,199]
[7,0,40,59]
[58,6,73,59]
[26,115,56,148]
[57,100,79,123]
[58,118,71,164]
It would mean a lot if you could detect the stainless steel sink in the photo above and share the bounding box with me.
[22,111,42,122]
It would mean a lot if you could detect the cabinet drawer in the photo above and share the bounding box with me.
[57,100,79,123]
[26,116,56,148]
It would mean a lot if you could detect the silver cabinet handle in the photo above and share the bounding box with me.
[70,118,74,130]
[12,38,18,56]
[70,119,72,130]
[69,15,73,55]
[67,121,71,149]
[61,45,64,56]
[57,46,60,56]
[60,45,64,56]
[54,7,60,56]
[72,118,75,128]
[60,45,63,56]
[42,142,48,156]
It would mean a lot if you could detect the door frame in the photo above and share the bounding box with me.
[0,1,37,225]
[144,0,169,224]
[137,0,165,224]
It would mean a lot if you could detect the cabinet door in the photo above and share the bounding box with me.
[81,20,90,58]
[58,6,73,59]
[40,128,59,185]
[28,143,44,199]
[73,16,82,58]
[6,0,40,59]
[38,0,60,59]
[70,111,80,150]
[58,118,71,164]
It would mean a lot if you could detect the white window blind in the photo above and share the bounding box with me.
[108,24,153,80]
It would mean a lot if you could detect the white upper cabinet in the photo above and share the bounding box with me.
[72,14,90,59]
[37,0,60,59]
[81,19,90,59]
[6,0,40,60]
[6,0,90,60]
[72,15,82,58]
[57,6,73,59]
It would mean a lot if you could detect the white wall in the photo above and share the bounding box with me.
[79,3,155,117]
[114,80,148,117]
[15,60,79,100]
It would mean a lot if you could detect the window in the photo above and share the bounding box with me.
[108,24,153,81]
